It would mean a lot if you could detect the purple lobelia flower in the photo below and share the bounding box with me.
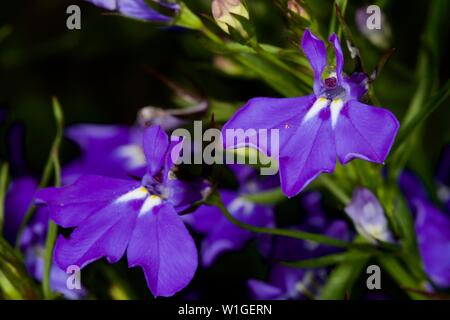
[184,164,276,267]
[4,177,85,299]
[63,124,144,183]
[86,0,179,22]
[222,29,400,197]
[35,125,205,297]
[399,169,450,288]
[413,198,450,288]
[248,192,350,300]
[345,188,395,244]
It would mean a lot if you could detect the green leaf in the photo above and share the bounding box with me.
[394,79,450,149]
[0,237,40,299]
[234,52,307,96]
[282,251,373,269]
[377,255,426,300]
[329,0,348,38]
[0,163,9,234]
[319,253,370,299]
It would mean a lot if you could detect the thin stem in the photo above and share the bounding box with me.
[42,156,61,299]
[215,199,358,249]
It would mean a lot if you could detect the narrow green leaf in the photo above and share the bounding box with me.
[0,237,40,299]
[394,79,450,148]
[319,254,370,299]
[378,255,426,300]
[329,0,348,38]
[282,251,373,269]
[0,163,9,233]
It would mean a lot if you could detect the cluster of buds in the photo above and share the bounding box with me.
[211,0,249,34]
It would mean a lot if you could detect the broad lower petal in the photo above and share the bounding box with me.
[279,106,336,197]
[222,95,316,157]
[334,100,399,164]
[127,203,197,297]
[53,197,141,270]
[35,175,140,228]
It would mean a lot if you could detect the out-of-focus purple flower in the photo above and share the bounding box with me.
[399,167,450,288]
[36,126,206,297]
[63,124,144,183]
[399,171,429,207]
[3,177,85,299]
[184,165,276,267]
[413,198,450,288]
[248,265,313,300]
[248,192,350,300]
[345,188,394,244]
[86,0,179,22]
[355,6,392,49]
[223,29,399,197]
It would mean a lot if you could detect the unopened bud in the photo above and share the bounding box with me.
[211,0,249,34]
[287,1,309,20]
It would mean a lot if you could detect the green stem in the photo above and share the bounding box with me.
[16,97,64,247]
[214,198,361,249]
[42,156,61,299]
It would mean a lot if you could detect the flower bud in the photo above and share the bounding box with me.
[211,0,249,34]
[287,1,309,20]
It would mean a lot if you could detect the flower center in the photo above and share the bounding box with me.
[141,173,164,197]
[324,76,337,88]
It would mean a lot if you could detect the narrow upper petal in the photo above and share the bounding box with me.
[143,125,169,176]
[334,100,399,164]
[127,203,197,297]
[414,198,450,288]
[328,33,344,82]
[279,101,336,197]
[35,175,140,228]
[222,95,316,158]
[301,29,327,94]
